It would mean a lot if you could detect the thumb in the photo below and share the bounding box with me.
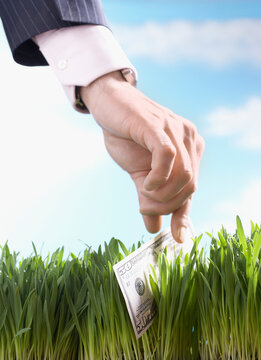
[171,197,192,243]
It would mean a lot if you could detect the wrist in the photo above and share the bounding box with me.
[80,71,127,112]
[80,69,137,113]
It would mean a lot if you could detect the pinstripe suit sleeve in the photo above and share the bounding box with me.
[0,0,109,66]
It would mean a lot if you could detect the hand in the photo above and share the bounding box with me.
[80,71,204,243]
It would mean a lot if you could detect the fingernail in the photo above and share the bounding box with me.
[178,226,188,243]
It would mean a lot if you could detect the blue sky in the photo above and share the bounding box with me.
[0,1,261,257]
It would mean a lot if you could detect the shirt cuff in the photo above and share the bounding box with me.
[34,25,137,113]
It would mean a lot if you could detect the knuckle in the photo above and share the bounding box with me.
[184,120,198,140]
[140,203,170,216]
[140,206,149,215]
[158,205,171,215]
[154,174,169,185]
[160,143,176,158]
[159,105,172,119]
[188,181,197,194]
[183,170,193,185]
[197,135,205,155]
[160,194,172,203]
[181,213,190,220]
[189,124,198,139]
[154,193,169,204]
[139,198,148,215]
[140,204,154,215]
[155,175,169,187]
[189,121,197,132]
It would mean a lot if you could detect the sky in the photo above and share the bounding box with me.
[0,1,261,258]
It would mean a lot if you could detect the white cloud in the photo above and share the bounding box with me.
[113,19,261,67]
[206,97,261,149]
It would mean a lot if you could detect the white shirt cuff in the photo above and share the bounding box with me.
[34,25,137,113]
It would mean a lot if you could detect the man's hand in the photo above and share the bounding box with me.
[80,71,204,243]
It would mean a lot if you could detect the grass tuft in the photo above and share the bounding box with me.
[0,219,260,359]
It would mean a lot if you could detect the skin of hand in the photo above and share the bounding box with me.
[80,71,205,243]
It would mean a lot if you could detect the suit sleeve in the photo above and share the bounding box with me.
[0,0,108,66]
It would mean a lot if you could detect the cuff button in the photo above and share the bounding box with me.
[58,59,68,70]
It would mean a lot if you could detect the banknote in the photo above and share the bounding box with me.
[113,225,194,339]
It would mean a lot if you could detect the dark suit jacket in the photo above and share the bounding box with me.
[0,0,108,66]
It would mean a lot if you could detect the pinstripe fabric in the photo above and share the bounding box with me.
[0,0,108,66]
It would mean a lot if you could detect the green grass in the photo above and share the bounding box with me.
[0,217,260,359]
